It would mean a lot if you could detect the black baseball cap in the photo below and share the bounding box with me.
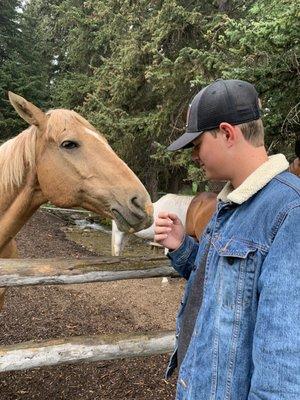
[167,79,261,151]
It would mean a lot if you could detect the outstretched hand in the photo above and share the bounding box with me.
[154,212,185,251]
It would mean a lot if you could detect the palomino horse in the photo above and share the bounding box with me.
[0,92,153,310]
[111,194,194,256]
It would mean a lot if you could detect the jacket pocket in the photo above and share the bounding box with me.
[213,237,258,309]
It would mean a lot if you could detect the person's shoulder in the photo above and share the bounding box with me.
[260,172,300,237]
[273,171,300,198]
[256,171,300,211]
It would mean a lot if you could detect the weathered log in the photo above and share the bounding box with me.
[0,256,178,287]
[0,331,175,372]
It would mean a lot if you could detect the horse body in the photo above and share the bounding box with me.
[0,92,153,309]
[289,139,300,177]
[185,192,217,239]
[289,158,300,177]
[111,194,194,256]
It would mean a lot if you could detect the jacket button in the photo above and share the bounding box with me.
[227,257,234,265]
[206,227,211,234]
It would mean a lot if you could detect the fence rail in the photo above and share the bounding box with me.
[0,256,178,372]
[0,256,178,287]
[0,330,175,372]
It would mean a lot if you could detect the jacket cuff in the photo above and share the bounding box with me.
[167,235,197,265]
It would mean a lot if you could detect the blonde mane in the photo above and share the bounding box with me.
[0,126,37,192]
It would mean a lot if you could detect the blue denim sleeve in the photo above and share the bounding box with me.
[248,205,300,400]
[167,235,199,280]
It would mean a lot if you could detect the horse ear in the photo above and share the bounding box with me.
[8,92,47,130]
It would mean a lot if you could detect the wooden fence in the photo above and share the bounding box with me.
[0,256,178,372]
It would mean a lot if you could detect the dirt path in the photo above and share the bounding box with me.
[0,211,184,399]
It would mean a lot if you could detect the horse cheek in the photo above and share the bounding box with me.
[37,163,78,207]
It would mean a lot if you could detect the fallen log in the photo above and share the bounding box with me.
[0,330,175,372]
[0,256,178,287]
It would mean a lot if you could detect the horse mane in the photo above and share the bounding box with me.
[0,126,37,192]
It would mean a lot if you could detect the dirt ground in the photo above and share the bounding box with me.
[0,211,185,400]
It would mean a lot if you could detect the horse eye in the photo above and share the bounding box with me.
[60,140,79,150]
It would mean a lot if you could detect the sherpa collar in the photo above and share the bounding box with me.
[217,154,289,204]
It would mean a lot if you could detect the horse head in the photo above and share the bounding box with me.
[8,92,153,232]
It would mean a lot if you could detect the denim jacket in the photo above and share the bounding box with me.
[167,154,300,400]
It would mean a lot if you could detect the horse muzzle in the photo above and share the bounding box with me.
[111,197,153,233]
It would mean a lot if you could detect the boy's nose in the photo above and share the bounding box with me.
[191,148,199,162]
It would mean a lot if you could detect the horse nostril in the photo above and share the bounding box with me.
[131,196,140,208]
[130,196,145,220]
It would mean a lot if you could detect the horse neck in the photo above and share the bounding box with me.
[0,179,42,255]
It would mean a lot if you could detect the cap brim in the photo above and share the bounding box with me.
[167,131,203,151]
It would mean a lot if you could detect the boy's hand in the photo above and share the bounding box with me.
[154,212,185,251]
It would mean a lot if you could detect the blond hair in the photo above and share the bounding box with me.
[209,118,264,147]
[238,119,264,146]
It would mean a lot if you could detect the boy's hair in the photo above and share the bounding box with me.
[209,119,265,147]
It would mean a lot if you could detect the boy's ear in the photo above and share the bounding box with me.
[219,122,236,146]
